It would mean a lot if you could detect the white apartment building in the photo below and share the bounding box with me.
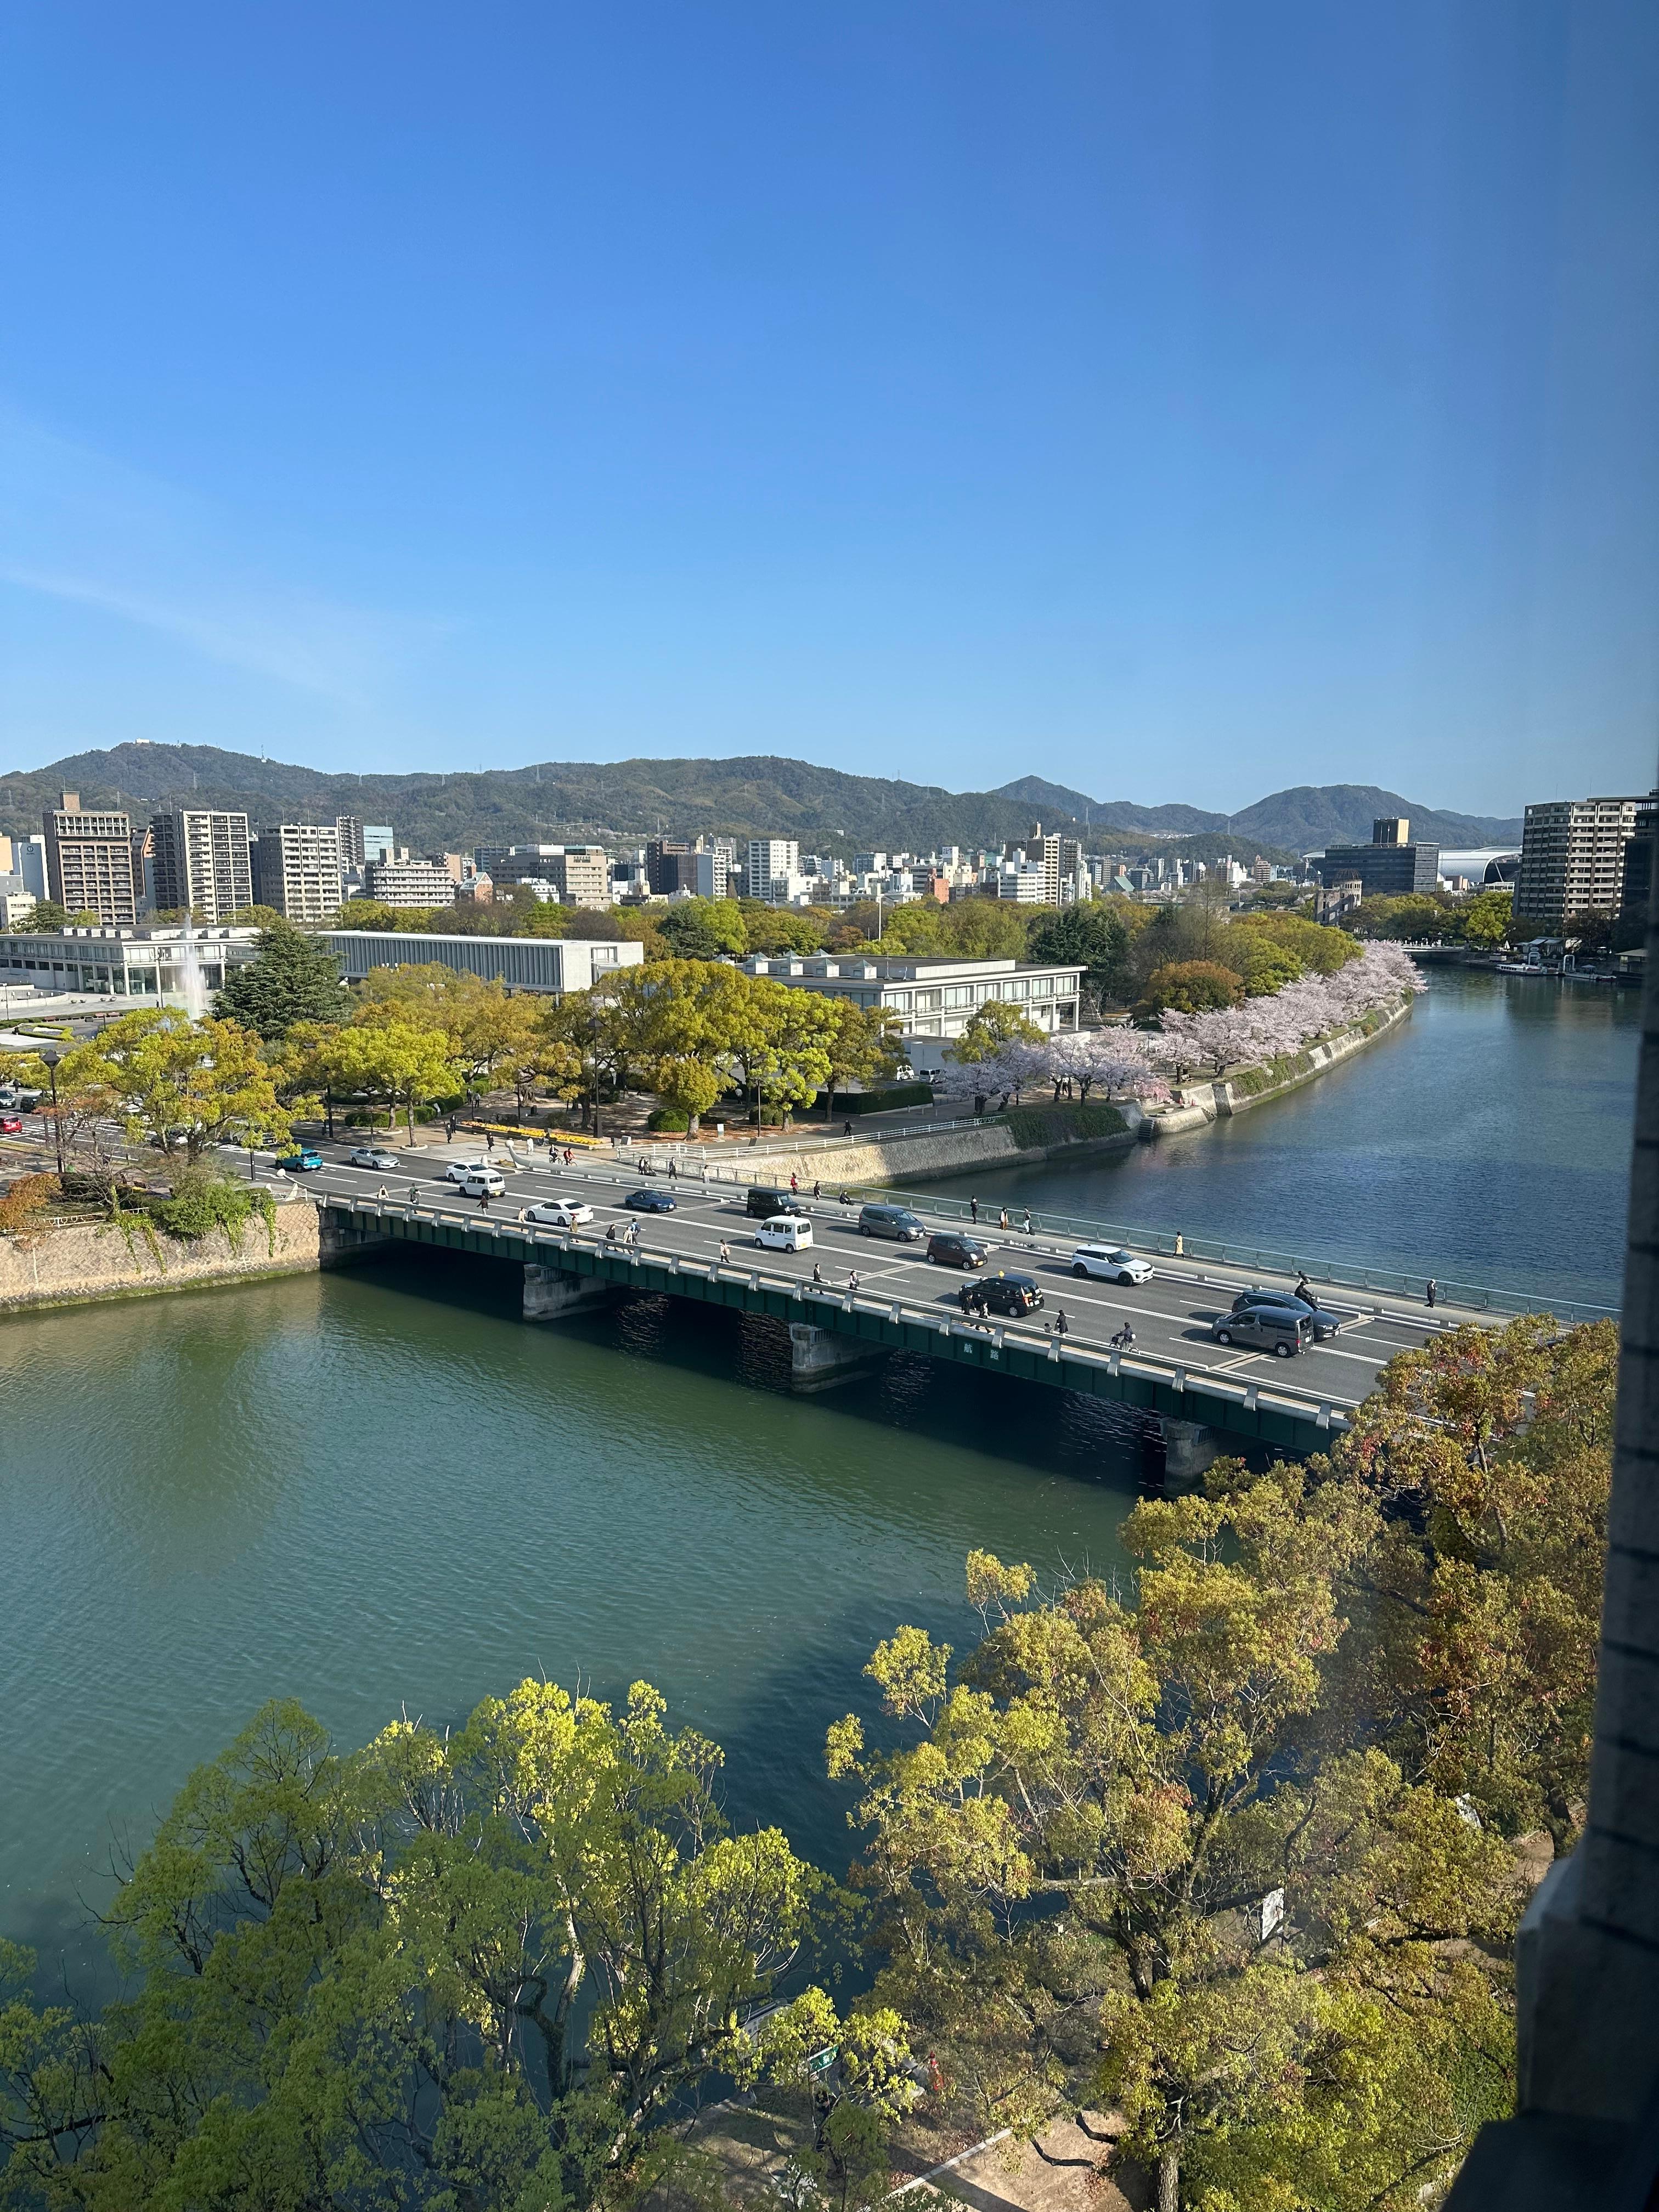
[1515,794,1651,930]
[746,838,802,902]
[252,822,344,923]
[364,858,459,908]
[150,809,253,922]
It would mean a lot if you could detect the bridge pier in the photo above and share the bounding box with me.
[523,1264,624,1322]
[1157,1417,1222,1485]
[788,1322,884,1392]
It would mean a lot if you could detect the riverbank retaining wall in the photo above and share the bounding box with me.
[1141,995,1413,1139]
[0,1201,385,1316]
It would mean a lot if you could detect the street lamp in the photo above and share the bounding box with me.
[40,1047,65,1179]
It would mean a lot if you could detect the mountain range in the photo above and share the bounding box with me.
[0,745,1522,859]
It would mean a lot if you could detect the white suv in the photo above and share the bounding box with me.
[1070,1244,1153,1285]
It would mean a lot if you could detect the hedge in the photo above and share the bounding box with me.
[1005,1099,1129,1148]
[814,1081,935,1116]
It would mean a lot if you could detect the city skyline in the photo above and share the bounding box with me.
[3,4,1656,810]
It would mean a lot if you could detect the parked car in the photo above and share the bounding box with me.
[1210,1307,1311,1358]
[624,1188,676,1213]
[275,1148,324,1173]
[926,1231,988,1268]
[521,1198,595,1227]
[0,1115,21,1135]
[1229,1289,1341,1341]
[746,1188,809,1221]
[1070,1243,1153,1285]
[445,1158,491,1184]
[454,1167,506,1198]
[349,1147,400,1171]
[755,1215,814,1252]
[980,1271,1045,1317]
[859,1202,926,1243]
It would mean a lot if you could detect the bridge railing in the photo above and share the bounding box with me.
[318,1190,1352,1437]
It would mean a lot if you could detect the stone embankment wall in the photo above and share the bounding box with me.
[1141,996,1413,1139]
[724,1114,1137,1194]
[0,1201,383,1316]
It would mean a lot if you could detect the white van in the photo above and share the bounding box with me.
[755,1215,814,1252]
[455,1167,506,1198]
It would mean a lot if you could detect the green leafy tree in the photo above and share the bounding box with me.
[13,899,70,932]
[1137,958,1244,1015]
[215,921,345,1040]
[820,999,904,1116]
[947,998,1044,1062]
[311,1018,462,1141]
[1458,889,1513,949]
[611,958,748,1133]
[657,898,747,961]
[21,1012,292,1162]
[740,904,834,956]
[1028,904,1134,1009]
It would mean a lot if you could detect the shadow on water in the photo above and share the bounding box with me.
[345,1243,1153,1487]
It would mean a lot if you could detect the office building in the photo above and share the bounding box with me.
[1515,793,1651,930]
[0,923,266,1002]
[252,822,343,923]
[150,810,253,923]
[746,838,802,903]
[0,882,37,929]
[364,857,459,908]
[488,844,611,906]
[335,816,366,870]
[740,952,1084,1071]
[363,825,396,866]
[646,838,691,894]
[42,792,137,925]
[1319,818,1440,900]
[325,930,642,995]
[1037,832,1086,906]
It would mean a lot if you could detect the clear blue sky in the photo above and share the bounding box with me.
[2,1,1655,815]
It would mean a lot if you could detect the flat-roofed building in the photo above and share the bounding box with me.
[741,952,1084,1071]
[151,809,253,922]
[1515,793,1651,930]
[253,823,343,923]
[324,930,643,995]
[42,791,137,924]
[363,858,458,908]
[0,923,267,1003]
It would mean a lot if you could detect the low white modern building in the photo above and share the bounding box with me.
[0,924,264,1002]
[741,953,1084,1070]
[324,931,644,995]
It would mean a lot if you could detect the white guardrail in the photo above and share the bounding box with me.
[317,1190,1352,1435]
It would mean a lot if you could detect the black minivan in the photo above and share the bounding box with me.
[926,1231,988,1269]
[746,1188,809,1221]
[980,1272,1045,1316]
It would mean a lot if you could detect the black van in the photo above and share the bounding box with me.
[746,1188,809,1221]
[980,1272,1045,1316]
[859,1203,926,1243]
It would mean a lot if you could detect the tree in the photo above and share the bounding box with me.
[0,1678,827,2211]
[543,984,637,1136]
[949,999,1045,1063]
[13,899,70,932]
[657,898,747,961]
[1458,889,1513,950]
[1138,960,1244,1016]
[740,905,835,956]
[309,1019,462,1141]
[821,1000,904,1116]
[21,1012,293,1163]
[611,960,748,1133]
[215,922,345,1041]
[1028,904,1134,1011]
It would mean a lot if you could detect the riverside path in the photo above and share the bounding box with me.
[258,1136,1510,1466]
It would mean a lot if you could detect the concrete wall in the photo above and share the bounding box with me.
[1142,996,1413,1139]
[720,1115,1136,1194]
[0,1199,373,1315]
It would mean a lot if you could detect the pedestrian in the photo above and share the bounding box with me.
[1426,1278,1438,1309]
[564,1147,573,1166]
[1054,1307,1069,1339]
[486,1131,494,1153]
[998,1207,1009,1231]
[719,1239,730,1264]
[408,1183,420,1206]
[812,1261,823,1284]
[375,1184,388,1201]
[668,1159,678,1180]
[970,1195,979,1224]
[607,1223,618,1242]
[790,1172,798,1194]
[958,1283,972,1314]
[843,1119,853,1137]
[848,1269,860,1294]
[1023,1210,1032,1234]
[446,1117,456,1141]
[813,1179,821,1200]
[1174,1232,1183,1256]
[478,1189,490,1211]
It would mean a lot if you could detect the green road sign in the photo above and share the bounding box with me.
[805,2046,838,2076]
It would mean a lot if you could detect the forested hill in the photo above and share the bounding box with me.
[0,744,1520,855]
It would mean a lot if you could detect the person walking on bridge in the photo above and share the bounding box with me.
[812,1179,821,1200]
[1426,1278,1438,1308]
[719,1239,730,1265]
[789,1172,798,1194]
[970,1195,979,1223]
[1053,1307,1069,1340]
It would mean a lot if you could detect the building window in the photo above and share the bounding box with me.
[943,985,972,1008]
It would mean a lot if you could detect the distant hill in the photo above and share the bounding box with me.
[0,743,1519,858]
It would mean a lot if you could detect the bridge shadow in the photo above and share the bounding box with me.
[338,1244,1173,1491]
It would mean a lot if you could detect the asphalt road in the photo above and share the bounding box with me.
[272,1136,1459,1414]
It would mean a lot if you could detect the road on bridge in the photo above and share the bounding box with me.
[273,1137,1467,1417]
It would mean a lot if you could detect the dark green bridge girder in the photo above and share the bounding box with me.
[321,1198,1347,1458]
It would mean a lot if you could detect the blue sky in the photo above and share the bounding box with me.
[2,1,1655,814]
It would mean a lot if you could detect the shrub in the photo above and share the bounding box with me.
[0,1173,60,1239]
[647,1106,691,1132]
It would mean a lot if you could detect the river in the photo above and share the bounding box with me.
[0,967,1638,1977]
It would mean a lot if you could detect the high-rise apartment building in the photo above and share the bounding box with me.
[364,858,459,908]
[746,838,801,902]
[42,792,137,924]
[1037,833,1086,906]
[645,838,691,894]
[335,816,366,870]
[1514,794,1651,930]
[252,823,343,923]
[150,810,253,923]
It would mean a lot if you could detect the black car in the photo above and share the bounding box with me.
[1230,1289,1340,1341]
[980,1271,1045,1317]
[747,1188,808,1221]
[927,1232,988,1269]
[624,1188,677,1214]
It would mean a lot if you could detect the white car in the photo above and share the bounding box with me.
[755,1215,814,1252]
[1070,1243,1153,1285]
[445,1158,492,1184]
[520,1199,594,1227]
